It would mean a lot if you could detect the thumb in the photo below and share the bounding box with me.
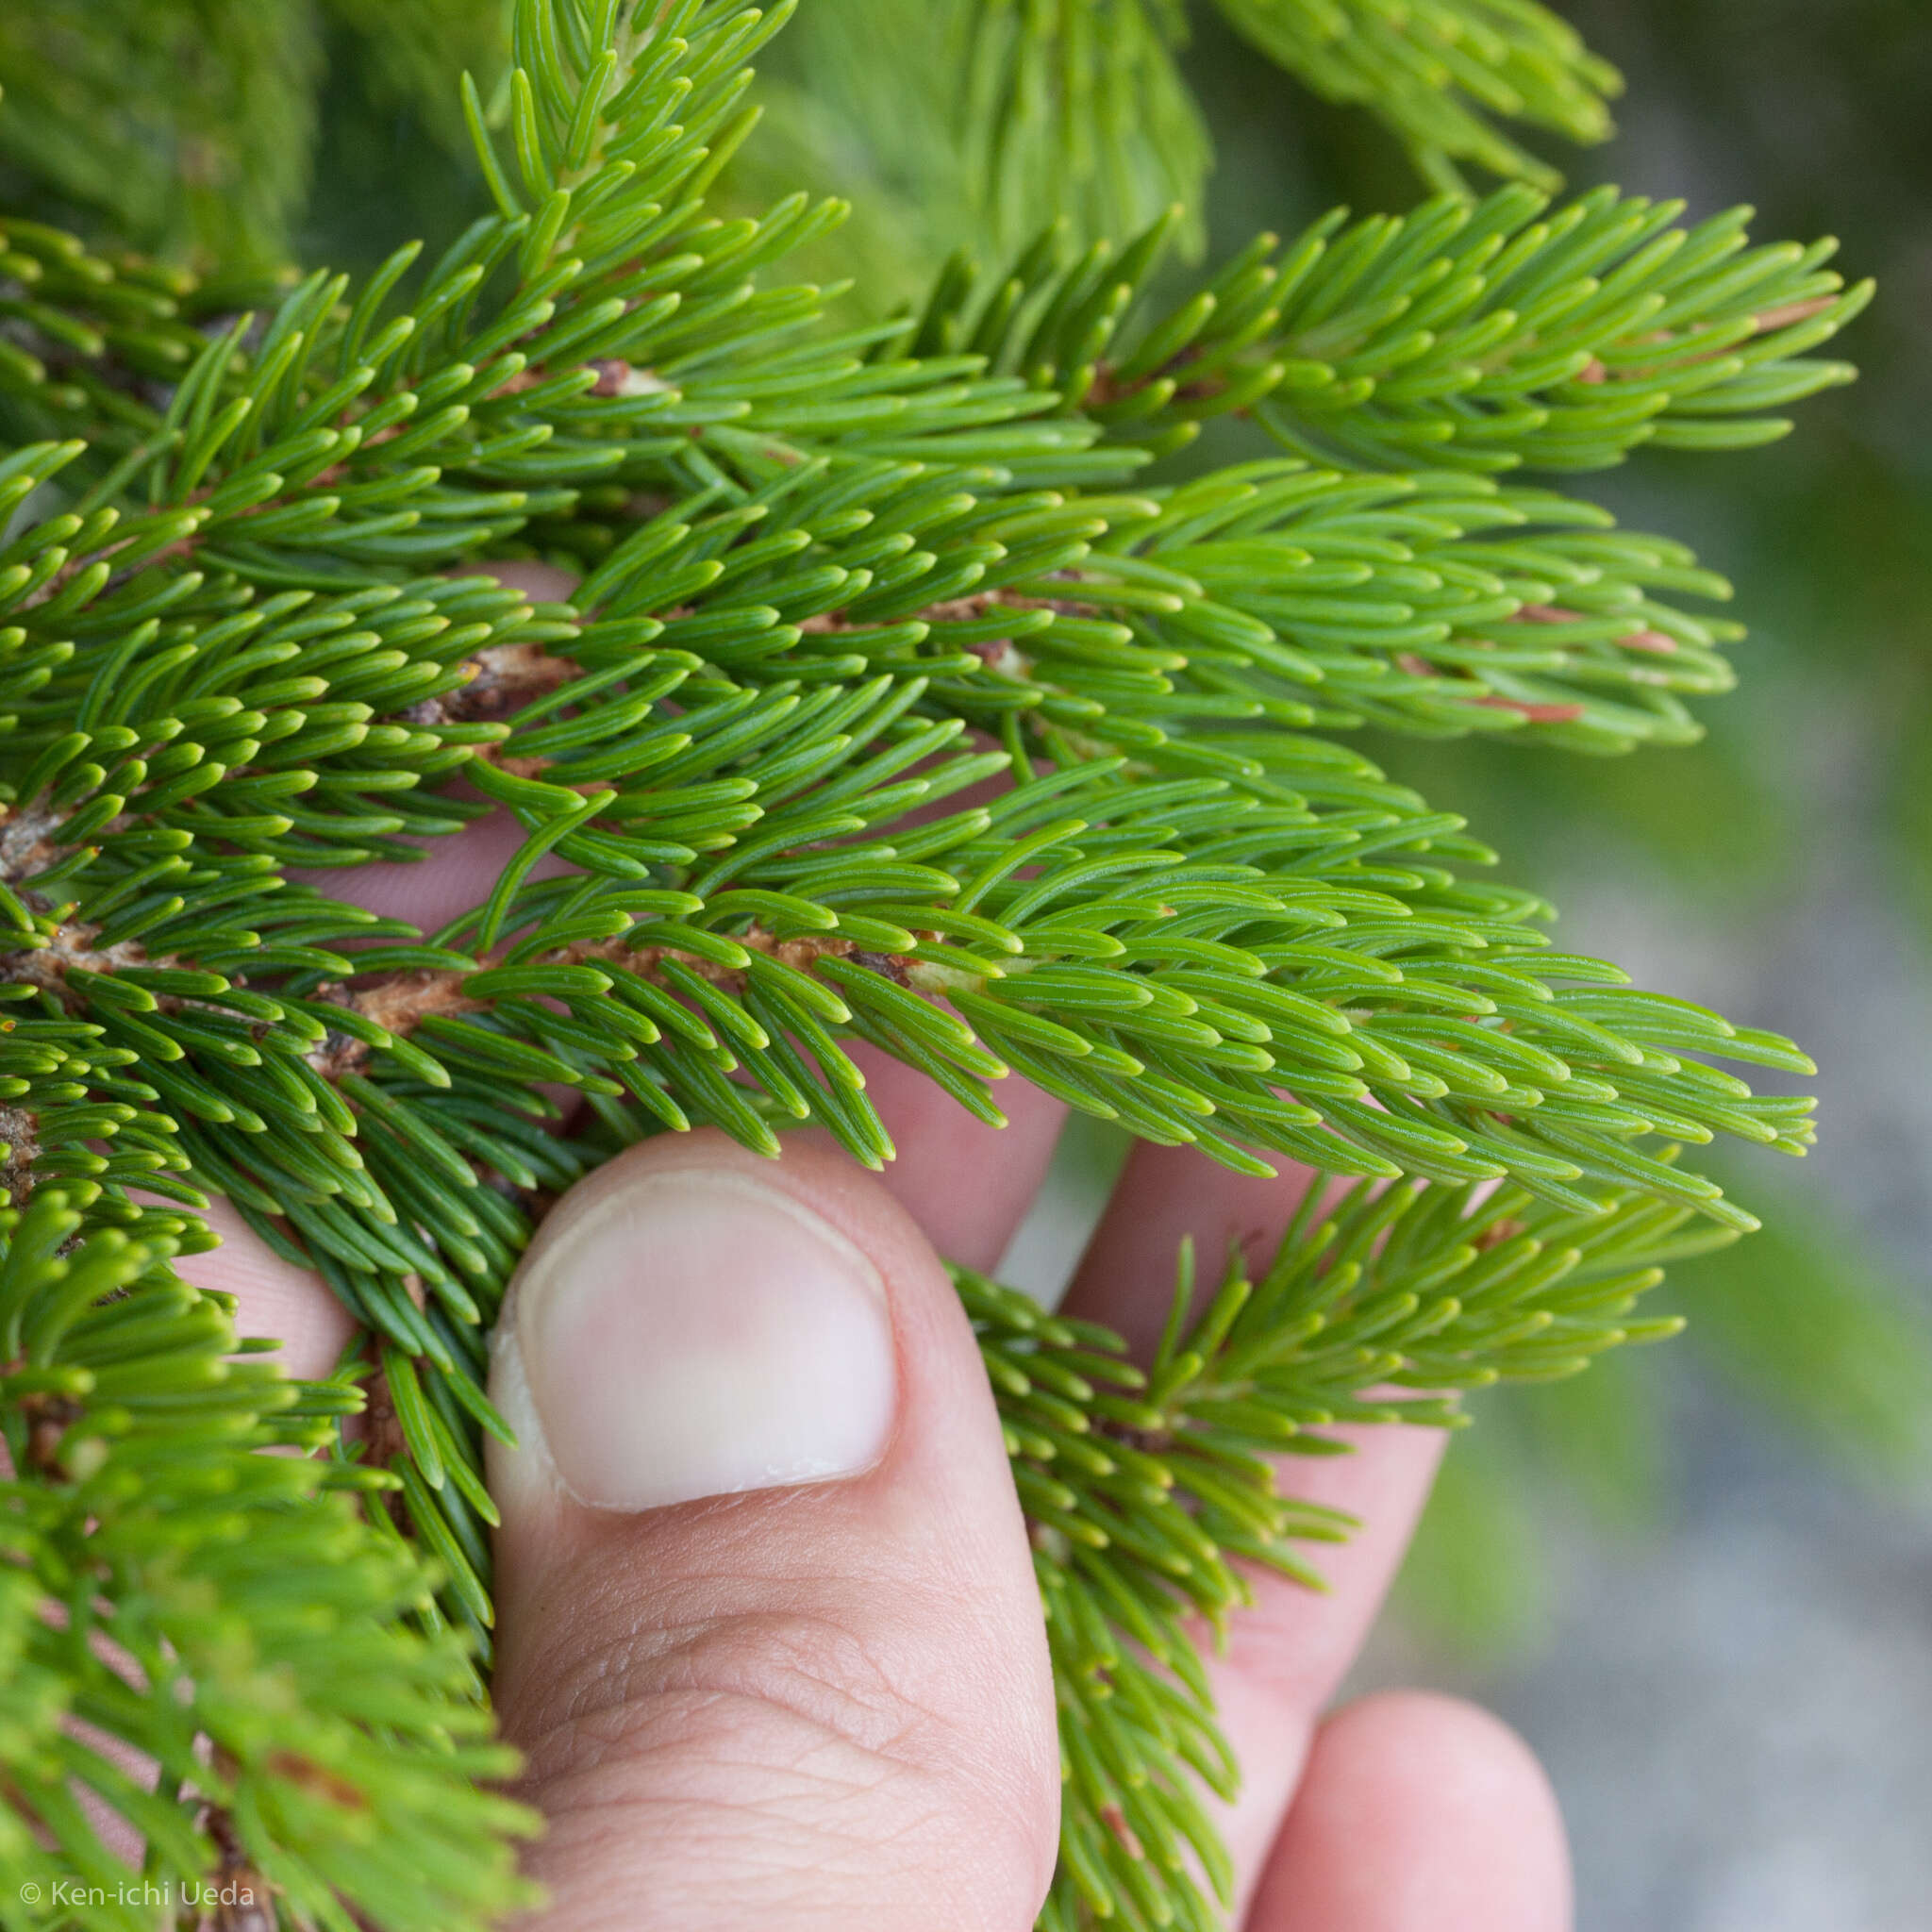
[485,1130,1059,1931]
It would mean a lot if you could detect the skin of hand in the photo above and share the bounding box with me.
[174,565,1572,1932]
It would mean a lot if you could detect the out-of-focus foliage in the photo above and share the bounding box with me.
[0,0,505,266]
[1211,0,1621,192]
[0,0,321,265]
[747,0,1622,271]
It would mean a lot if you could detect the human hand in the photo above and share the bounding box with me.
[195,996,1570,1932]
[184,562,1570,1932]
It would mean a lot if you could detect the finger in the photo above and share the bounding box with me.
[486,1127,1059,1931]
[848,1043,1066,1272]
[1212,1422,1445,1891]
[1062,1142,1447,1905]
[301,560,580,934]
[170,1194,358,1381]
[306,800,568,936]
[1244,1691,1571,1932]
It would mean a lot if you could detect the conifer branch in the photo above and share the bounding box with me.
[0,1189,541,1930]
[914,186,1870,473]
[297,924,868,1081]
[972,1169,1733,1930]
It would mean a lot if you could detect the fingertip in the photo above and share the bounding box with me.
[845,1043,1066,1273]
[1066,1138,1325,1358]
[487,1126,1037,1583]
[1251,1690,1571,1932]
[482,1129,1059,1928]
[172,1194,358,1382]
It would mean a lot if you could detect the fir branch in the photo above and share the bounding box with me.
[297,924,866,1081]
[916,186,1871,473]
[969,1169,1734,1930]
[0,595,1819,1232]
[0,1187,540,1931]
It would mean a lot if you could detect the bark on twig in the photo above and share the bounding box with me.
[303,926,861,1078]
